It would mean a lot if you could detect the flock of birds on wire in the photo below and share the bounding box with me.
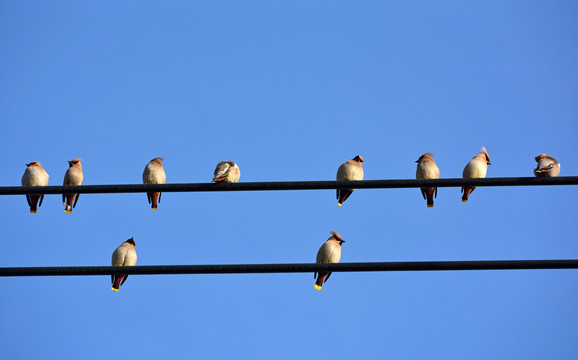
[17,148,561,291]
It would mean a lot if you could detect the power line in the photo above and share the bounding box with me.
[1,176,577,195]
[2,259,578,277]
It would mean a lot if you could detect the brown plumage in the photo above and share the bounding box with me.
[336,155,364,206]
[212,161,241,183]
[21,161,50,213]
[314,231,345,290]
[111,237,137,291]
[62,158,84,214]
[534,154,560,177]
[461,147,491,203]
[415,153,440,208]
[142,158,166,209]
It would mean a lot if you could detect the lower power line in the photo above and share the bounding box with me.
[2,259,578,277]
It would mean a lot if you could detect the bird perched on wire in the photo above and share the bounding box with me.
[534,154,560,177]
[111,237,137,292]
[461,147,491,203]
[336,155,364,206]
[415,153,440,208]
[314,231,345,290]
[142,157,166,209]
[21,161,49,213]
[212,161,241,183]
[62,158,83,214]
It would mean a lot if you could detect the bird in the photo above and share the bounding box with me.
[534,154,560,177]
[212,161,241,183]
[416,153,440,208]
[111,237,137,291]
[62,158,84,214]
[21,161,49,213]
[336,155,364,206]
[142,157,166,209]
[314,231,345,290]
[461,147,491,203]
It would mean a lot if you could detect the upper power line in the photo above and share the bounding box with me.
[1,176,577,195]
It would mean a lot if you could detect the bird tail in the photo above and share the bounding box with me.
[337,189,353,207]
[64,195,75,214]
[423,188,435,208]
[462,187,475,203]
[111,275,124,291]
[314,273,326,290]
[27,195,40,213]
[148,192,160,209]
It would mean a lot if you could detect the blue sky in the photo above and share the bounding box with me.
[1,1,577,358]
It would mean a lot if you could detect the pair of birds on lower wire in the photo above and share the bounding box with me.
[19,158,240,213]
[109,232,345,291]
[337,149,561,208]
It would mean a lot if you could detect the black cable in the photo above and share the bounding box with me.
[2,259,578,277]
[1,176,577,195]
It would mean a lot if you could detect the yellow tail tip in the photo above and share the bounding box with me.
[151,207,158,210]
[427,204,434,208]
[111,287,119,291]
[461,199,468,203]
[64,210,72,214]
[337,203,342,207]
[29,210,37,214]
[314,284,322,290]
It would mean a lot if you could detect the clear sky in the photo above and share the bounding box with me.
[1,1,577,359]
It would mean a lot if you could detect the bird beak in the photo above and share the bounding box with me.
[25,163,30,167]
